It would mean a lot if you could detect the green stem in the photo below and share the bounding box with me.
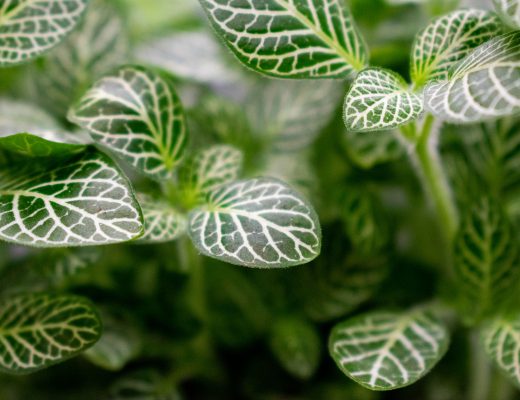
[469,330,491,400]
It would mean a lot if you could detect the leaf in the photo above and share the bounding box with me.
[411,10,503,86]
[0,0,89,66]
[329,310,449,390]
[0,293,101,374]
[494,0,520,29]
[453,198,520,322]
[0,148,144,247]
[44,248,101,284]
[0,98,60,136]
[424,32,520,123]
[136,193,186,244]
[0,133,85,158]
[269,317,321,379]
[69,65,188,180]
[246,79,343,151]
[198,0,368,78]
[343,68,423,132]
[188,178,321,268]
[109,370,181,400]
[179,145,243,206]
[343,129,404,169]
[482,313,520,388]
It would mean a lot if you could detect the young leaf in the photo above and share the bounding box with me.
[188,178,321,268]
[0,0,89,66]
[482,313,520,388]
[269,317,321,379]
[179,145,243,205]
[411,10,502,86]
[198,0,368,78]
[424,32,520,123]
[69,66,188,180]
[329,310,449,390]
[494,0,520,29]
[343,68,423,132]
[137,193,186,244]
[343,129,404,169]
[453,198,520,322]
[0,148,144,247]
[0,293,102,374]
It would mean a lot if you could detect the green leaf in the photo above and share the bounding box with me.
[0,0,89,66]
[269,317,321,379]
[482,313,520,388]
[424,32,520,123]
[0,148,144,247]
[198,0,368,78]
[343,68,423,132]
[329,310,449,391]
[494,0,520,29]
[179,145,243,206]
[343,129,404,169]
[188,178,321,268]
[109,370,181,400]
[246,80,343,151]
[69,65,188,181]
[136,193,186,244]
[0,293,102,374]
[411,10,503,86]
[44,248,101,285]
[453,198,520,322]
[0,133,85,158]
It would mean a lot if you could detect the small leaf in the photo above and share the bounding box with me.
[494,0,520,29]
[188,178,321,268]
[343,68,423,132]
[137,193,186,244]
[0,0,89,66]
[411,10,502,86]
[0,133,85,158]
[453,198,520,322]
[424,32,520,123]
[179,145,243,205]
[329,309,449,391]
[109,370,181,400]
[482,313,520,388]
[0,293,102,374]
[0,148,144,247]
[69,65,188,180]
[269,317,321,379]
[198,0,367,78]
[344,129,403,169]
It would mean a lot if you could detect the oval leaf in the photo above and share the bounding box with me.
[0,0,89,66]
[0,293,101,374]
[188,178,321,268]
[198,0,367,78]
[0,133,85,158]
[411,9,502,86]
[343,68,423,132]
[69,65,188,180]
[494,0,520,29]
[329,310,449,390]
[424,32,520,123]
[0,148,144,247]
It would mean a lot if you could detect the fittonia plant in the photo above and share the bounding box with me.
[0,0,519,398]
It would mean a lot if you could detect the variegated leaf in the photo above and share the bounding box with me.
[494,0,520,29]
[344,68,423,132]
[69,66,188,180]
[0,148,144,247]
[424,32,520,123]
[198,0,368,78]
[329,310,449,390]
[0,293,101,374]
[411,10,502,86]
[188,178,321,268]
[0,0,89,66]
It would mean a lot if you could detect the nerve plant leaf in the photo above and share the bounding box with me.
[494,0,520,29]
[136,194,186,244]
[424,32,520,123]
[343,129,403,169]
[329,310,449,390]
[0,148,144,247]
[343,68,423,132]
[453,198,520,322]
[482,313,520,388]
[0,0,89,66]
[69,66,188,180]
[198,0,368,78]
[0,133,85,158]
[188,178,321,268]
[0,293,102,374]
[411,9,502,86]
